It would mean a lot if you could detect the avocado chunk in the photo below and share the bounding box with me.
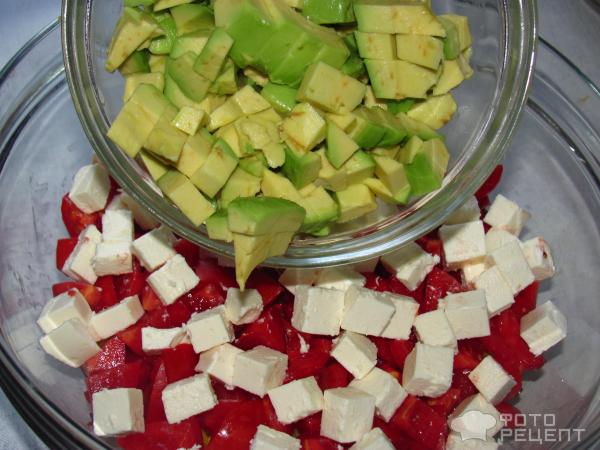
[300,186,339,234]
[268,33,323,87]
[335,184,377,223]
[397,135,424,164]
[354,32,396,60]
[387,98,416,114]
[176,130,214,177]
[343,150,375,185]
[139,150,169,181]
[158,170,216,226]
[193,28,234,82]
[171,4,215,35]
[154,0,193,12]
[167,52,211,102]
[228,196,306,235]
[209,59,238,95]
[325,113,356,132]
[363,177,397,204]
[206,209,234,242]
[432,59,465,95]
[120,50,151,75]
[190,139,239,197]
[373,155,411,204]
[282,146,322,189]
[281,103,327,152]
[437,16,460,60]
[340,54,366,79]
[303,0,355,24]
[421,138,450,179]
[123,73,165,102]
[407,94,457,130]
[261,83,298,114]
[164,74,201,109]
[354,1,445,36]
[144,104,189,163]
[170,30,211,59]
[347,110,386,149]
[261,142,287,168]
[396,34,444,70]
[148,11,178,55]
[234,116,279,151]
[172,106,206,135]
[326,122,359,169]
[395,113,443,141]
[149,54,168,73]
[315,147,348,192]
[239,153,268,177]
[261,170,304,204]
[369,108,408,147]
[371,147,400,159]
[365,59,438,100]
[404,138,449,196]
[220,167,262,207]
[439,14,471,51]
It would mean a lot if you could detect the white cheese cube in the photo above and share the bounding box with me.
[520,301,567,356]
[279,268,321,295]
[224,288,264,325]
[291,286,345,336]
[147,254,200,305]
[316,266,366,291]
[121,192,161,230]
[485,228,518,253]
[485,241,535,294]
[186,305,234,353]
[161,374,217,424]
[342,286,395,336]
[468,355,516,404]
[132,226,176,271]
[440,221,486,269]
[320,387,376,444]
[439,291,490,339]
[102,209,134,242]
[380,294,419,340]
[414,309,457,348]
[445,196,481,225]
[232,345,288,397]
[92,388,144,436]
[402,342,454,398]
[93,241,133,276]
[349,427,395,450]
[449,394,502,438]
[37,289,93,334]
[380,242,439,291]
[141,326,186,353]
[268,376,324,424]
[446,433,500,450]
[195,343,243,385]
[68,164,111,214]
[353,257,380,273]
[90,295,144,340]
[483,194,530,236]
[521,237,556,281]
[473,267,514,316]
[39,318,100,368]
[62,225,102,284]
[331,331,378,379]
[461,261,486,285]
[250,425,301,450]
[105,192,127,211]
[349,367,407,422]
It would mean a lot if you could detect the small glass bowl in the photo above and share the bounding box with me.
[61,0,537,268]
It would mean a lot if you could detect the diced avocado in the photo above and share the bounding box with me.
[342,150,375,185]
[300,186,339,233]
[326,122,359,169]
[354,1,445,36]
[432,59,465,95]
[315,147,348,192]
[209,59,238,95]
[396,113,442,141]
[396,35,443,70]
[235,117,279,151]
[216,123,244,157]
[167,52,211,102]
[457,52,474,80]
[350,107,407,148]
[268,34,323,87]
[172,106,207,135]
[106,7,159,72]
[149,54,167,73]
[407,94,457,130]
[144,105,189,163]
[347,110,386,149]
[397,135,424,163]
[228,196,305,235]
[139,150,169,181]
[205,209,233,242]
[354,32,396,60]
[190,139,239,197]
[297,62,366,114]
[282,146,322,189]
[261,170,303,204]
[209,99,244,131]
[120,50,151,75]
[154,0,192,11]
[170,30,211,59]
[335,184,377,223]
[369,108,408,146]
[325,113,356,132]
[123,72,165,102]
[220,167,262,207]
[373,155,411,204]
[171,4,215,35]
[193,28,234,82]
[158,170,216,226]
[405,153,440,196]
[148,12,178,55]
[164,75,201,109]
[387,98,416,114]
[125,0,156,6]
[239,153,268,177]
[261,83,298,114]
[363,85,388,110]
[176,130,214,177]
[421,138,450,179]
[371,146,399,160]
[107,84,170,157]
[439,14,471,51]
[365,59,438,100]
[317,42,352,73]
[244,67,270,87]
[363,177,396,204]
[251,108,283,124]
[261,142,286,168]
[302,0,355,24]
[438,16,460,60]
[299,183,318,197]
[233,85,271,115]
[343,33,358,52]
[281,103,327,152]
[340,54,366,79]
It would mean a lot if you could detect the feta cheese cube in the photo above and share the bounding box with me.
[473,267,514,316]
[520,301,567,356]
[132,226,176,271]
[461,261,486,284]
[68,164,111,214]
[485,228,518,253]
[440,221,486,269]
[380,294,419,340]
[439,291,490,339]
[195,343,243,385]
[250,425,301,450]
[268,376,324,424]
[468,355,516,404]
[141,326,186,353]
[147,254,200,305]
[121,192,161,230]
[349,427,395,450]
[291,286,345,336]
[320,387,376,444]
[232,345,288,397]
[105,192,127,211]
[521,237,556,281]
[445,196,481,225]
[380,242,439,291]
[316,266,366,291]
[224,288,264,325]
[186,306,234,353]
[102,209,134,242]
[483,194,530,236]
[279,268,321,295]
[62,225,102,284]
[402,343,454,397]
[90,295,144,340]
[39,318,100,367]
[445,433,500,450]
[331,331,378,379]
[92,388,144,436]
[353,257,380,273]
[485,241,535,294]
[449,394,502,438]
[161,374,217,424]
[414,309,457,348]
[37,289,93,333]
[349,367,407,422]
[342,286,395,336]
[93,241,133,276]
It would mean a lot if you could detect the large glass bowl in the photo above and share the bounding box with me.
[61,0,537,268]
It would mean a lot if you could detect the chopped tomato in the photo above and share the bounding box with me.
[141,284,162,312]
[119,323,145,356]
[52,281,103,312]
[55,237,78,270]
[205,400,265,450]
[182,282,226,313]
[388,339,415,370]
[301,437,340,450]
[317,362,352,390]
[174,239,200,268]
[162,344,198,383]
[146,301,192,329]
[195,258,237,288]
[86,360,151,397]
[426,388,463,416]
[285,323,332,381]
[296,413,322,438]
[60,194,101,237]
[421,267,463,313]
[416,231,444,262]
[83,336,127,376]
[375,417,423,449]
[454,340,484,371]
[391,395,448,450]
[246,269,285,306]
[114,260,147,300]
[95,276,119,311]
[475,165,504,200]
[198,383,251,436]
[236,304,287,353]
[145,360,169,423]
[512,282,539,318]
[118,417,203,450]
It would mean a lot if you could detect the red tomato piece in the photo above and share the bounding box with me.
[195,258,237,288]
[426,388,463,416]
[55,238,78,271]
[391,395,448,450]
[285,324,332,382]
[375,417,423,449]
[416,231,444,262]
[83,336,127,376]
[145,360,169,423]
[475,165,504,200]
[86,360,151,397]
[496,402,522,429]
[316,362,352,391]
[162,344,198,383]
[296,413,322,438]
[198,385,251,436]
[146,301,192,329]
[114,259,147,300]
[246,269,285,306]
[60,194,102,237]
[119,322,146,356]
[236,305,287,353]
[512,281,539,318]
[454,340,484,371]
[388,339,415,370]
[301,437,340,450]
[174,239,200,268]
[141,284,163,312]
[118,417,203,450]
[451,369,478,401]
[205,400,266,450]
[52,282,104,312]
[95,276,119,311]
[421,267,463,313]
[182,282,226,313]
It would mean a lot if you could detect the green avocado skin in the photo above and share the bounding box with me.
[303,0,356,24]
